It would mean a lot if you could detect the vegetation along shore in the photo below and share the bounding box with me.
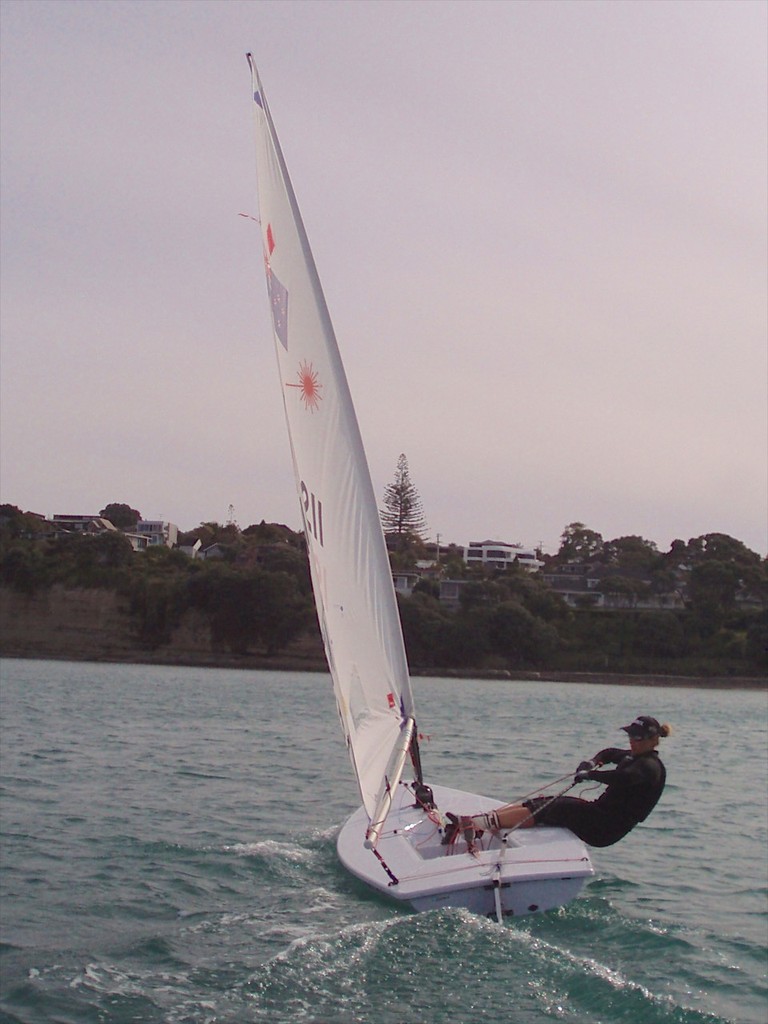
[1,502,765,686]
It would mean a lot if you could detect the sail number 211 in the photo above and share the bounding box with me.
[300,481,324,547]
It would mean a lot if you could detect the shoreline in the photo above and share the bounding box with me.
[2,587,764,692]
[1,648,764,690]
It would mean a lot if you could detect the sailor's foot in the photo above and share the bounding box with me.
[441,812,461,845]
[461,815,484,854]
[442,813,483,850]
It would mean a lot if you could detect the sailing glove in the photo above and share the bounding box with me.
[575,759,596,782]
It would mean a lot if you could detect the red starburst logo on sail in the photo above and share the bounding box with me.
[287,360,323,412]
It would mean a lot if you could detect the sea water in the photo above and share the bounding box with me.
[0,658,765,1024]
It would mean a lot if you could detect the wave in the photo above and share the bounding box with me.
[1,868,757,1024]
[241,906,738,1024]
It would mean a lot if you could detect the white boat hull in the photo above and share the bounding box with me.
[337,781,593,919]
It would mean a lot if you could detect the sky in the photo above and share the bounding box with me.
[1,0,766,556]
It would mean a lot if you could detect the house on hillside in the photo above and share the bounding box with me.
[199,542,231,560]
[464,540,543,573]
[50,514,118,536]
[123,532,150,552]
[179,538,203,558]
[135,519,179,548]
[438,579,471,610]
[392,571,422,598]
[542,564,685,610]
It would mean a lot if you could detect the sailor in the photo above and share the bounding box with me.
[448,715,671,848]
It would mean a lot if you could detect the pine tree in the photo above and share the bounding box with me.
[380,454,428,541]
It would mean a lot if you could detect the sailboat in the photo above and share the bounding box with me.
[246,56,593,920]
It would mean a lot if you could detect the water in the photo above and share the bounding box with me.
[0,658,765,1024]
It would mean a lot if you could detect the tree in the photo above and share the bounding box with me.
[185,563,311,655]
[44,531,134,587]
[242,520,303,546]
[183,521,241,547]
[380,454,428,543]
[488,600,558,667]
[458,579,508,612]
[557,523,604,563]
[0,505,46,541]
[603,535,659,572]
[397,592,449,668]
[88,531,135,569]
[437,611,490,669]
[99,503,141,529]
[0,543,47,594]
[600,575,650,609]
[129,575,183,649]
[632,613,687,659]
[745,616,768,671]
[673,533,764,635]
[687,560,743,634]
[682,533,760,569]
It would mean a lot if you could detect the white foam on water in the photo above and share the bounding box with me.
[223,839,315,864]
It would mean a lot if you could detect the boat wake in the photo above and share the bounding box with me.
[244,903,735,1024]
[223,839,318,865]
[2,885,746,1024]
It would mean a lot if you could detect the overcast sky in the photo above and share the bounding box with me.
[1,0,766,556]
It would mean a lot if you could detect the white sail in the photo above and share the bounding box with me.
[246,59,594,919]
[247,57,416,824]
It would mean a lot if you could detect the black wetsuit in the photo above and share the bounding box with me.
[524,747,666,847]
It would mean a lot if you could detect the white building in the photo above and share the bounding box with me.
[392,571,422,597]
[463,540,543,573]
[135,519,179,548]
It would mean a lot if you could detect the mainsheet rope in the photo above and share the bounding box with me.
[493,759,604,836]
[438,762,604,846]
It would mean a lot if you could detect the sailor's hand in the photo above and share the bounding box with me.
[574,759,595,782]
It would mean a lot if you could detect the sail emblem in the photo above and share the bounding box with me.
[287,360,323,411]
[262,223,289,349]
[265,267,288,349]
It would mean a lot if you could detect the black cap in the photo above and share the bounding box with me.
[621,715,661,739]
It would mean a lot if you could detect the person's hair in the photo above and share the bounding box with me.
[658,722,672,738]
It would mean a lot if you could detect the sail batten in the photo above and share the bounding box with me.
[248,56,415,820]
